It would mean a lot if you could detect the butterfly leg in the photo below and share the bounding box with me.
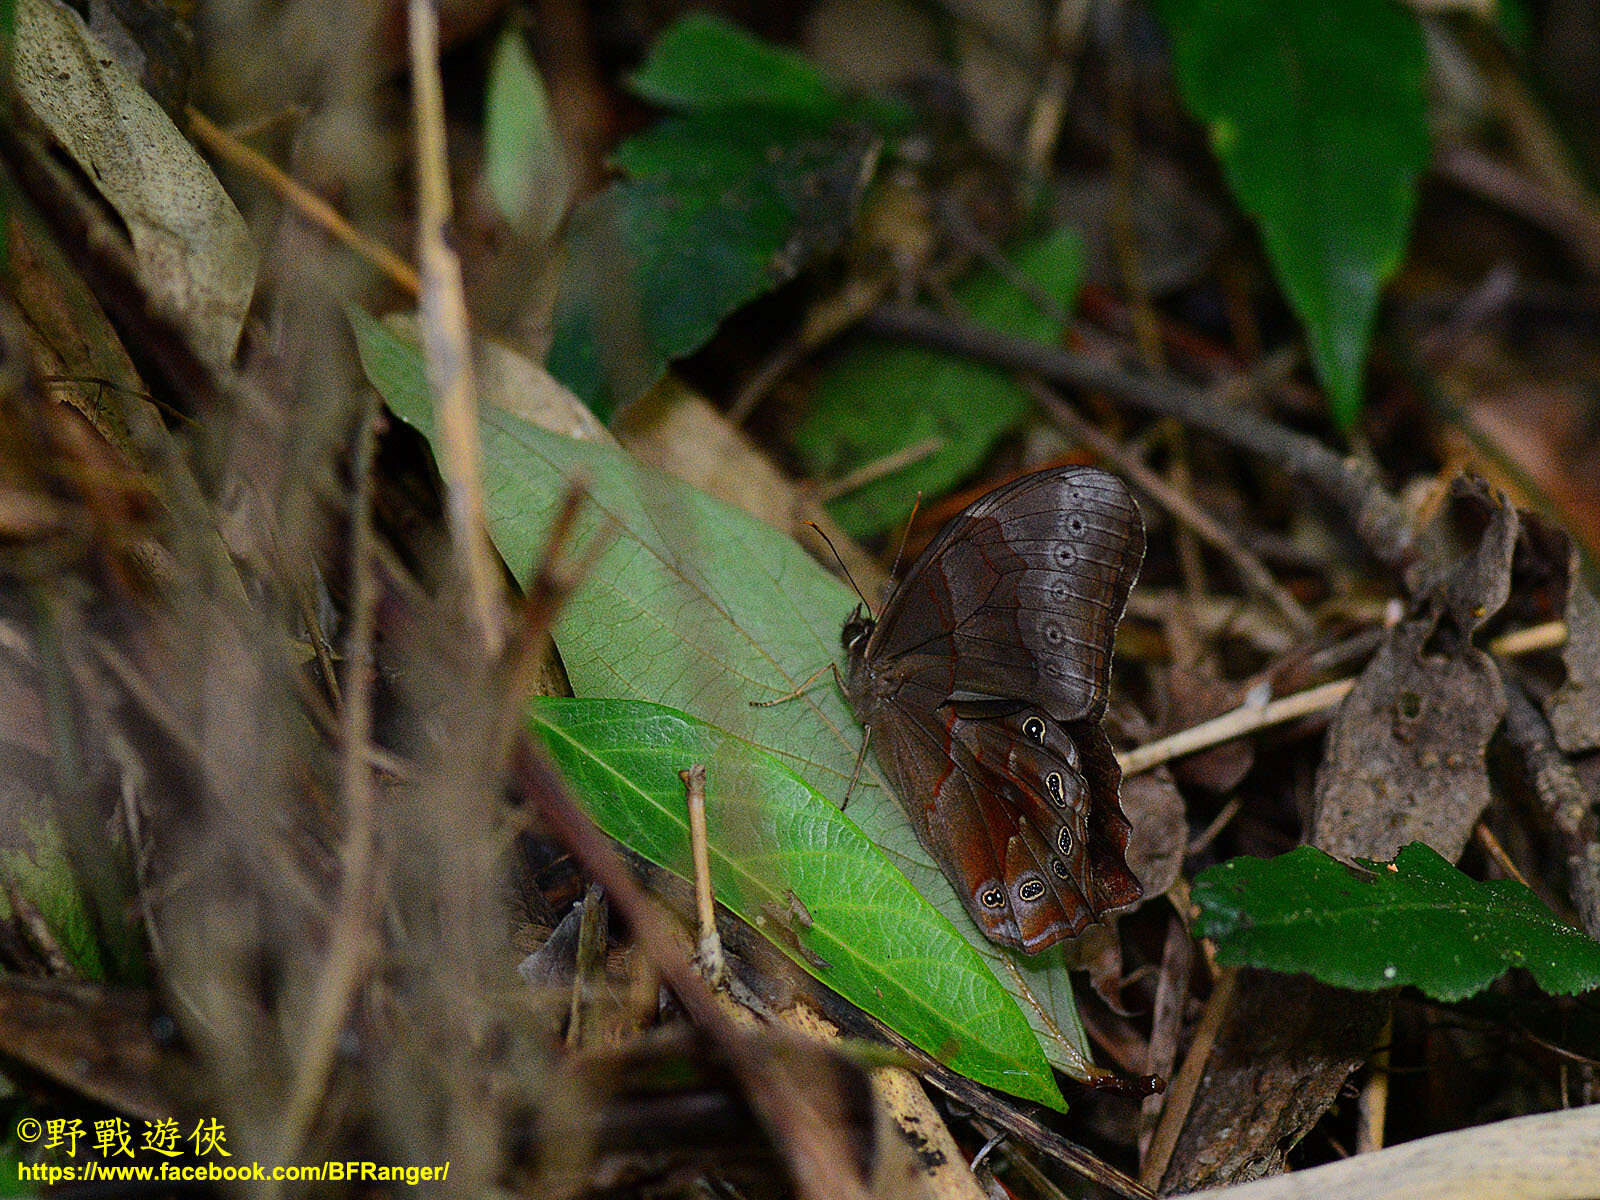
[841,724,871,812]
[749,660,845,707]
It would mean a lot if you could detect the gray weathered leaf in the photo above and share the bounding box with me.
[1313,481,1518,861]
[14,0,256,367]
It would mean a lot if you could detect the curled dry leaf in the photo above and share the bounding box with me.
[1312,480,1519,861]
[14,0,257,368]
[382,312,610,444]
[1548,578,1600,753]
[1159,665,1256,794]
[1310,618,1506,861]
[1120,768,1187,900]
[615,377,886,592]
[1515,511,1600,755]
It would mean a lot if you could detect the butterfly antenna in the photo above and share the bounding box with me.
[888,491,923,582]
[803,522,872,612]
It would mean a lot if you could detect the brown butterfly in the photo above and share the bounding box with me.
[842,467,1145,953]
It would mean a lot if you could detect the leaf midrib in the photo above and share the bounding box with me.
[531,714,1030,1051]
[490,409,880,793]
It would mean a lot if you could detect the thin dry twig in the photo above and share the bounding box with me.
[680,763,728,989]
[1021,0,1091,195]
[1474,822,1533,889]
[1187,797,1243,857]
[1103,0,1163,370]
[1142,968,1237,1189]
[1356,1011,1391,1154]
[186,108,421,296]
[923,1069,1157,1200]
[816,435,945,503]
[1141,912,1195,1165]
[567,882,607,1047]
[1121,678,1354,776]
[1035,383,1316,635]
[1501,682,1600,939]
[498,481,612,722]
[513,744,874,1200]
[407,0,502,651]
[1120,620,1569,776]
[275,399,382,1170]
[862,303,1420,569]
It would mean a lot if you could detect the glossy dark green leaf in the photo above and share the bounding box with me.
[1153,0,1429,428]
[548,106,875,420]
[530,697,1066,1107]
[547,13,898,418]
[794,227,1082,538]
[628,11,841,113]
[1194,843,1600,1001]
[352,309,1096,1085]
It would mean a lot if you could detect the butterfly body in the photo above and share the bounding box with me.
[842,468,1145,953]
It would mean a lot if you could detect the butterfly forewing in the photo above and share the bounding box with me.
[866,469,1144,723]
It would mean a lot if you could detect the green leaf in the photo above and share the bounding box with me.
[1494,0,1532,55]
[1194,843,1600,1002]
[795,226,1082,538]
[483,24,568,241]
[1153,0,1430,428]
[608,106,876,373]
[530,697,1065,1107]
[353,308,1094,1087]
[546,12,909,419]
[0,815,105,980]
[548,106,877,419]
[628,11,841,114]
[0,0,15,99]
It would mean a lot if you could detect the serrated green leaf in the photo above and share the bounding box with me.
[1194,843,1600,1002]
[483,24,568,241]
[1153,0,1429,428]
[354,308,1095,1087]
[628,11,841,114]
[530,697,1065,1107]
[795,226,1081,538]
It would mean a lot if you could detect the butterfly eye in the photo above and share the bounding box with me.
[1049,858,1070,879]
[1018,879,1046,903]
[1057,828,1073,855]
[980,887,1006,909]
[1045,772,1066,805]
[1022,716,1046,744]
